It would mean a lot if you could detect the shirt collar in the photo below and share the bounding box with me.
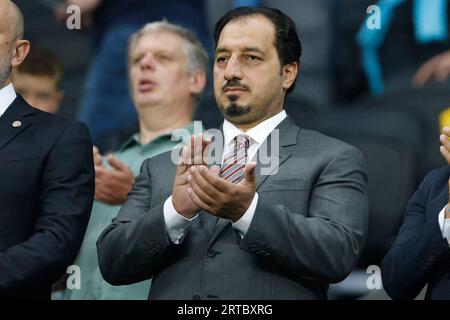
[119,122,198,151]
[222,110,287,146]
[0,83,17,118]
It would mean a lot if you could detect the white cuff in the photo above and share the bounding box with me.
[163,196,197,244]
[438,205,450,246]
[232,192,259,238]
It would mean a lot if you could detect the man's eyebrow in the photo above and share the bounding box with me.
[131,52,144,59]
[243,47,264,55]
[215,47,229,54]
[154,49,175,56]
[132,49,173,57]
[215,47,265,54]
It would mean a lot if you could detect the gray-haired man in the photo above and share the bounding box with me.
[65,21,208,300]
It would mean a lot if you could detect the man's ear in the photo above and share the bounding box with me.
[11,40,30,68]
[282,62,298,92]
[189,69,207,96]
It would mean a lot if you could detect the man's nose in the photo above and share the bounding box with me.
[140,53,156,70]
[224,56,243,80]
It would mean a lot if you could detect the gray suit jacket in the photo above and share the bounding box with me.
[97,117,368,300]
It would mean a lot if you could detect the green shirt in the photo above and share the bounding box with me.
[65,123,197,300]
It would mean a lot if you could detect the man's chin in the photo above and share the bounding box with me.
[219,104,252,125]
[136,94,161,107]
[136,101,156,110]
[223,103,250,117]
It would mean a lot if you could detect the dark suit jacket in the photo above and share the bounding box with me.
[381,167,450,300]
[97,116,369,299]
[0,96,94,299]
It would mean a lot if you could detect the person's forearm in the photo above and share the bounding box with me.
[380,176,450,300]
[381,216,447,300]
[97,203,173,285]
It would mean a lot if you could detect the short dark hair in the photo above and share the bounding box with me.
[214,6,302,95]
[16,46,63,87]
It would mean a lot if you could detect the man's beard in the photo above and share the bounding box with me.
[224,102,251,117]
[223,95,251,118]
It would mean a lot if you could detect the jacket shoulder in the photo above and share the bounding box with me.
[421,167,450,188]
[33,108,87,132]
[140,148,178,174]
[29,110,92,154]
[298,128,364,158]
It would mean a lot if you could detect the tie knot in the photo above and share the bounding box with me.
[235,134,249,149]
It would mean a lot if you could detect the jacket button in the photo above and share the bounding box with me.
[207,250,217,258]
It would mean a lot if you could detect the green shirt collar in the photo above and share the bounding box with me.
[118,122,198,152]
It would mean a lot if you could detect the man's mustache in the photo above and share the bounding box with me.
[222,80,249,92]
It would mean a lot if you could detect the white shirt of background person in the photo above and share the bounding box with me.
[0,82,16,118]
[438,206,450,245]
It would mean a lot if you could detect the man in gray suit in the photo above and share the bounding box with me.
[97,7,369,300]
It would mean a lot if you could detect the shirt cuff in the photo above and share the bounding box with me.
[438,205,450,246]
[232,192,259,238]
[163,196,197,244]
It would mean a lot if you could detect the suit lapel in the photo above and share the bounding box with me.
[254,118,299,190]
[0,96,35,150]
[208,116,301,247]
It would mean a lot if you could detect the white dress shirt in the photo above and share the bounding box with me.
[164,110,288,243]
[438,206,450,245]
[0,83,16,118]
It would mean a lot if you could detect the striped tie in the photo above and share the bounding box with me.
[220,135,250,184]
